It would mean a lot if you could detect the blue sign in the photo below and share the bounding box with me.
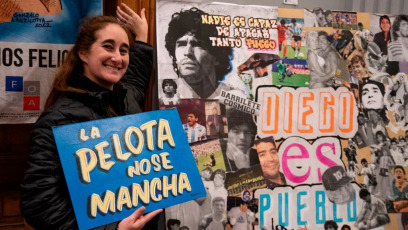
[53,109,206,230]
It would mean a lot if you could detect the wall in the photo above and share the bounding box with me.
[183,0,407,14]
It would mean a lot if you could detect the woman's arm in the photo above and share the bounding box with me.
[117,4,153,105]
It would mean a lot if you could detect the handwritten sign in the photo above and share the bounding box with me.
[53,109,206,230]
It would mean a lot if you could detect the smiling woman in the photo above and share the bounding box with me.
[78,24,130,90]
[20,4,162,230]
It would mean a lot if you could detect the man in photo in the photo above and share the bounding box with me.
[358,158,377,193]
[288,18,303,59]
[165,7,233,99]
[208,169,228,203]
[222,108,258,171]
[390,138,405,166]
[325,10,333,27]
[355,188,390,230]
[313,7,328,27]
[242,190,251,202]
[387,73,408,108]
[159,79,180,106]
[227,202,255,230]
[254,137,286,189]
[373,15,391,56]
[356,113,376,146]
[388,14,408,62]
[237,53,280,78]
[322,165,355,204]
[355,22,373,50]
[206,106,226,138]
[317,31,339,86]
[392,165,408,213]
[350,55,369,83]
[360,79,385,110]
[167,219,181,230]
[198,197,227,230]
[277,59,289,82]
[343,140,358,177]
[324,220,338,230]
[277,19,289,57]
[365,42,389,81]
[183,112,207,143]
[306,30,330,89]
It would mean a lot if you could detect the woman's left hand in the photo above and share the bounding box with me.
[116,3,148,43]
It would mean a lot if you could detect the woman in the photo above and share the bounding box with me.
[373,15,391,55]
[20,4,161,230]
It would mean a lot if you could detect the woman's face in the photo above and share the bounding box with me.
[79,24,130,90]
[361,83,384,109]
[380,18,391,32]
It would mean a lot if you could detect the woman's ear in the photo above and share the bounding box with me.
[77,49,88,63]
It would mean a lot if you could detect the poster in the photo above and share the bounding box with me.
[156,1,408,229]
[0,0,102,123]
[52,109,206,230]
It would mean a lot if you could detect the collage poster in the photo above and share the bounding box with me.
[156,0,408,230]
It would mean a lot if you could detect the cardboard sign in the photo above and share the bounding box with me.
[53,109,206,230]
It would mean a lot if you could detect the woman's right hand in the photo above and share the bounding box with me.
[117,207,162,230]
[116,3,148,43]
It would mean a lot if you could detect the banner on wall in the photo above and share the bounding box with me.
[0,0,102,124]
[53,109,206,230]
[156,1,408,229]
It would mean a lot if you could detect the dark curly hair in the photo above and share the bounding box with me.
[165,7,233,82]
[324,220,338,230]
[392,14,408,40]
[162,79,177,93]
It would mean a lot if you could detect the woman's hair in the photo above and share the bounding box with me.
[45,16,133,110]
